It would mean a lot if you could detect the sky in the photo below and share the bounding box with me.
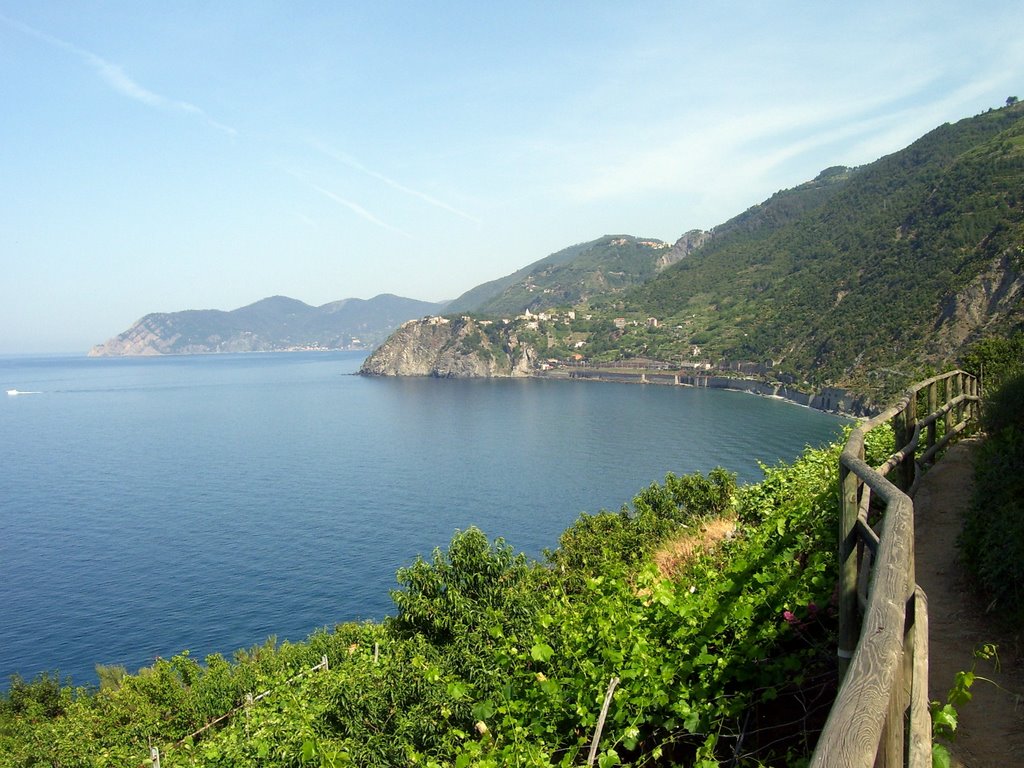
[1,2,1022,353]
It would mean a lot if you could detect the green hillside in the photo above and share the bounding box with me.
[446,235,679,317]
[444,239,599,313]
[577,102,1024,397]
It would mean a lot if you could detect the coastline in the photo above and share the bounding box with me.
[537,367,872,419]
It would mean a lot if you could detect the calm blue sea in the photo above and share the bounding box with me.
[0,352,846,688]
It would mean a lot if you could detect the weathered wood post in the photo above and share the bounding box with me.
[968,375,979,423]
[837,450,860,680]
[944,375,954,436]
[927,381,938,458]
[950,372,958,428]
[900,392,917,490]
[909,587,932,766]
[587,676,620,767]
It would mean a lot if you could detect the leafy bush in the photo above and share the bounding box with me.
[3,672,68,719]
[636,467,736,524]
[390,527,542,646]
[961,330,1024,395]
[548,468,734,591]
[960,372,1024,624]
[980,371,1024,434]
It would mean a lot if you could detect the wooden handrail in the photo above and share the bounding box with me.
[811,370,979,767]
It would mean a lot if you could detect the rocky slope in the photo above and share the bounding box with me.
[932,250,1024,351]
[359,316,537,377]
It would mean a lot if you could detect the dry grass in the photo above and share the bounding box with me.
[653,515,737,580]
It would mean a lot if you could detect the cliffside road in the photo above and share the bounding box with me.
[914,440,1024,767]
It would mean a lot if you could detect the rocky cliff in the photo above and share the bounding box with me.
[657,229,712,270]
[359,316,538,377]
[933,249,1024,353]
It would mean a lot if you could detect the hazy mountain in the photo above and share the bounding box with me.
[89,294,446,356]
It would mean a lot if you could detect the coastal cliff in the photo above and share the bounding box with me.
[359,315,875,414]
[359,316,537,377]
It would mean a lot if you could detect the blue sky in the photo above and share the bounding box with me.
[1,2,1021,353]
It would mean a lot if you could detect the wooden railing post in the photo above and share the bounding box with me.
[909,588,932,767]
[879,641,908,767]
[927,381,938,458]
[896,392,917,491]
[838,457,860,680]
[956,373,965,426]
[944,375,954,436]
[907,390,917,486]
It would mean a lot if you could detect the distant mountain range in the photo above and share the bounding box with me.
[89,294,446,356]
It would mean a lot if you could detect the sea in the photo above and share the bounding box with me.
[0,351,847,689]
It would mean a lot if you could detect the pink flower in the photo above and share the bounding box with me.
[783,610,798,624]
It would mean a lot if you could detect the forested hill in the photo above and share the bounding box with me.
[89,294,445,356]
[445,234,687,316]
[613,101,1024,395]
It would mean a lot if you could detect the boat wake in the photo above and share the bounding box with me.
[6,389,42,396]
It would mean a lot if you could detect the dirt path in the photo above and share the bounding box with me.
[913,439,1024,767]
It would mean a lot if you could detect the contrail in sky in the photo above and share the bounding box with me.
[310,139,480,224]
[310,184,412,238]
[0,13,237,136]
[280,165,412,236]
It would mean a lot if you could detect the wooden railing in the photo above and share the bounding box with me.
[810,371,980,767]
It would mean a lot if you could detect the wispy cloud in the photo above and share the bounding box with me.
[309,139,480,224]
[310,184,412,238]
[0,13,237,136]
[553,73,976,210]
[86,55,237,136]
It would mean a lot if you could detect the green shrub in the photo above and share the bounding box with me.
[547,468,735,591]
[643,467,736,524]
[961,331,1024,394]
[981,371,1024,434]
[960,372,1024,624]
[4,672,69,719]
[389,527,541,646]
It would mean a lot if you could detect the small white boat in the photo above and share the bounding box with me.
[7,389,41,396]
